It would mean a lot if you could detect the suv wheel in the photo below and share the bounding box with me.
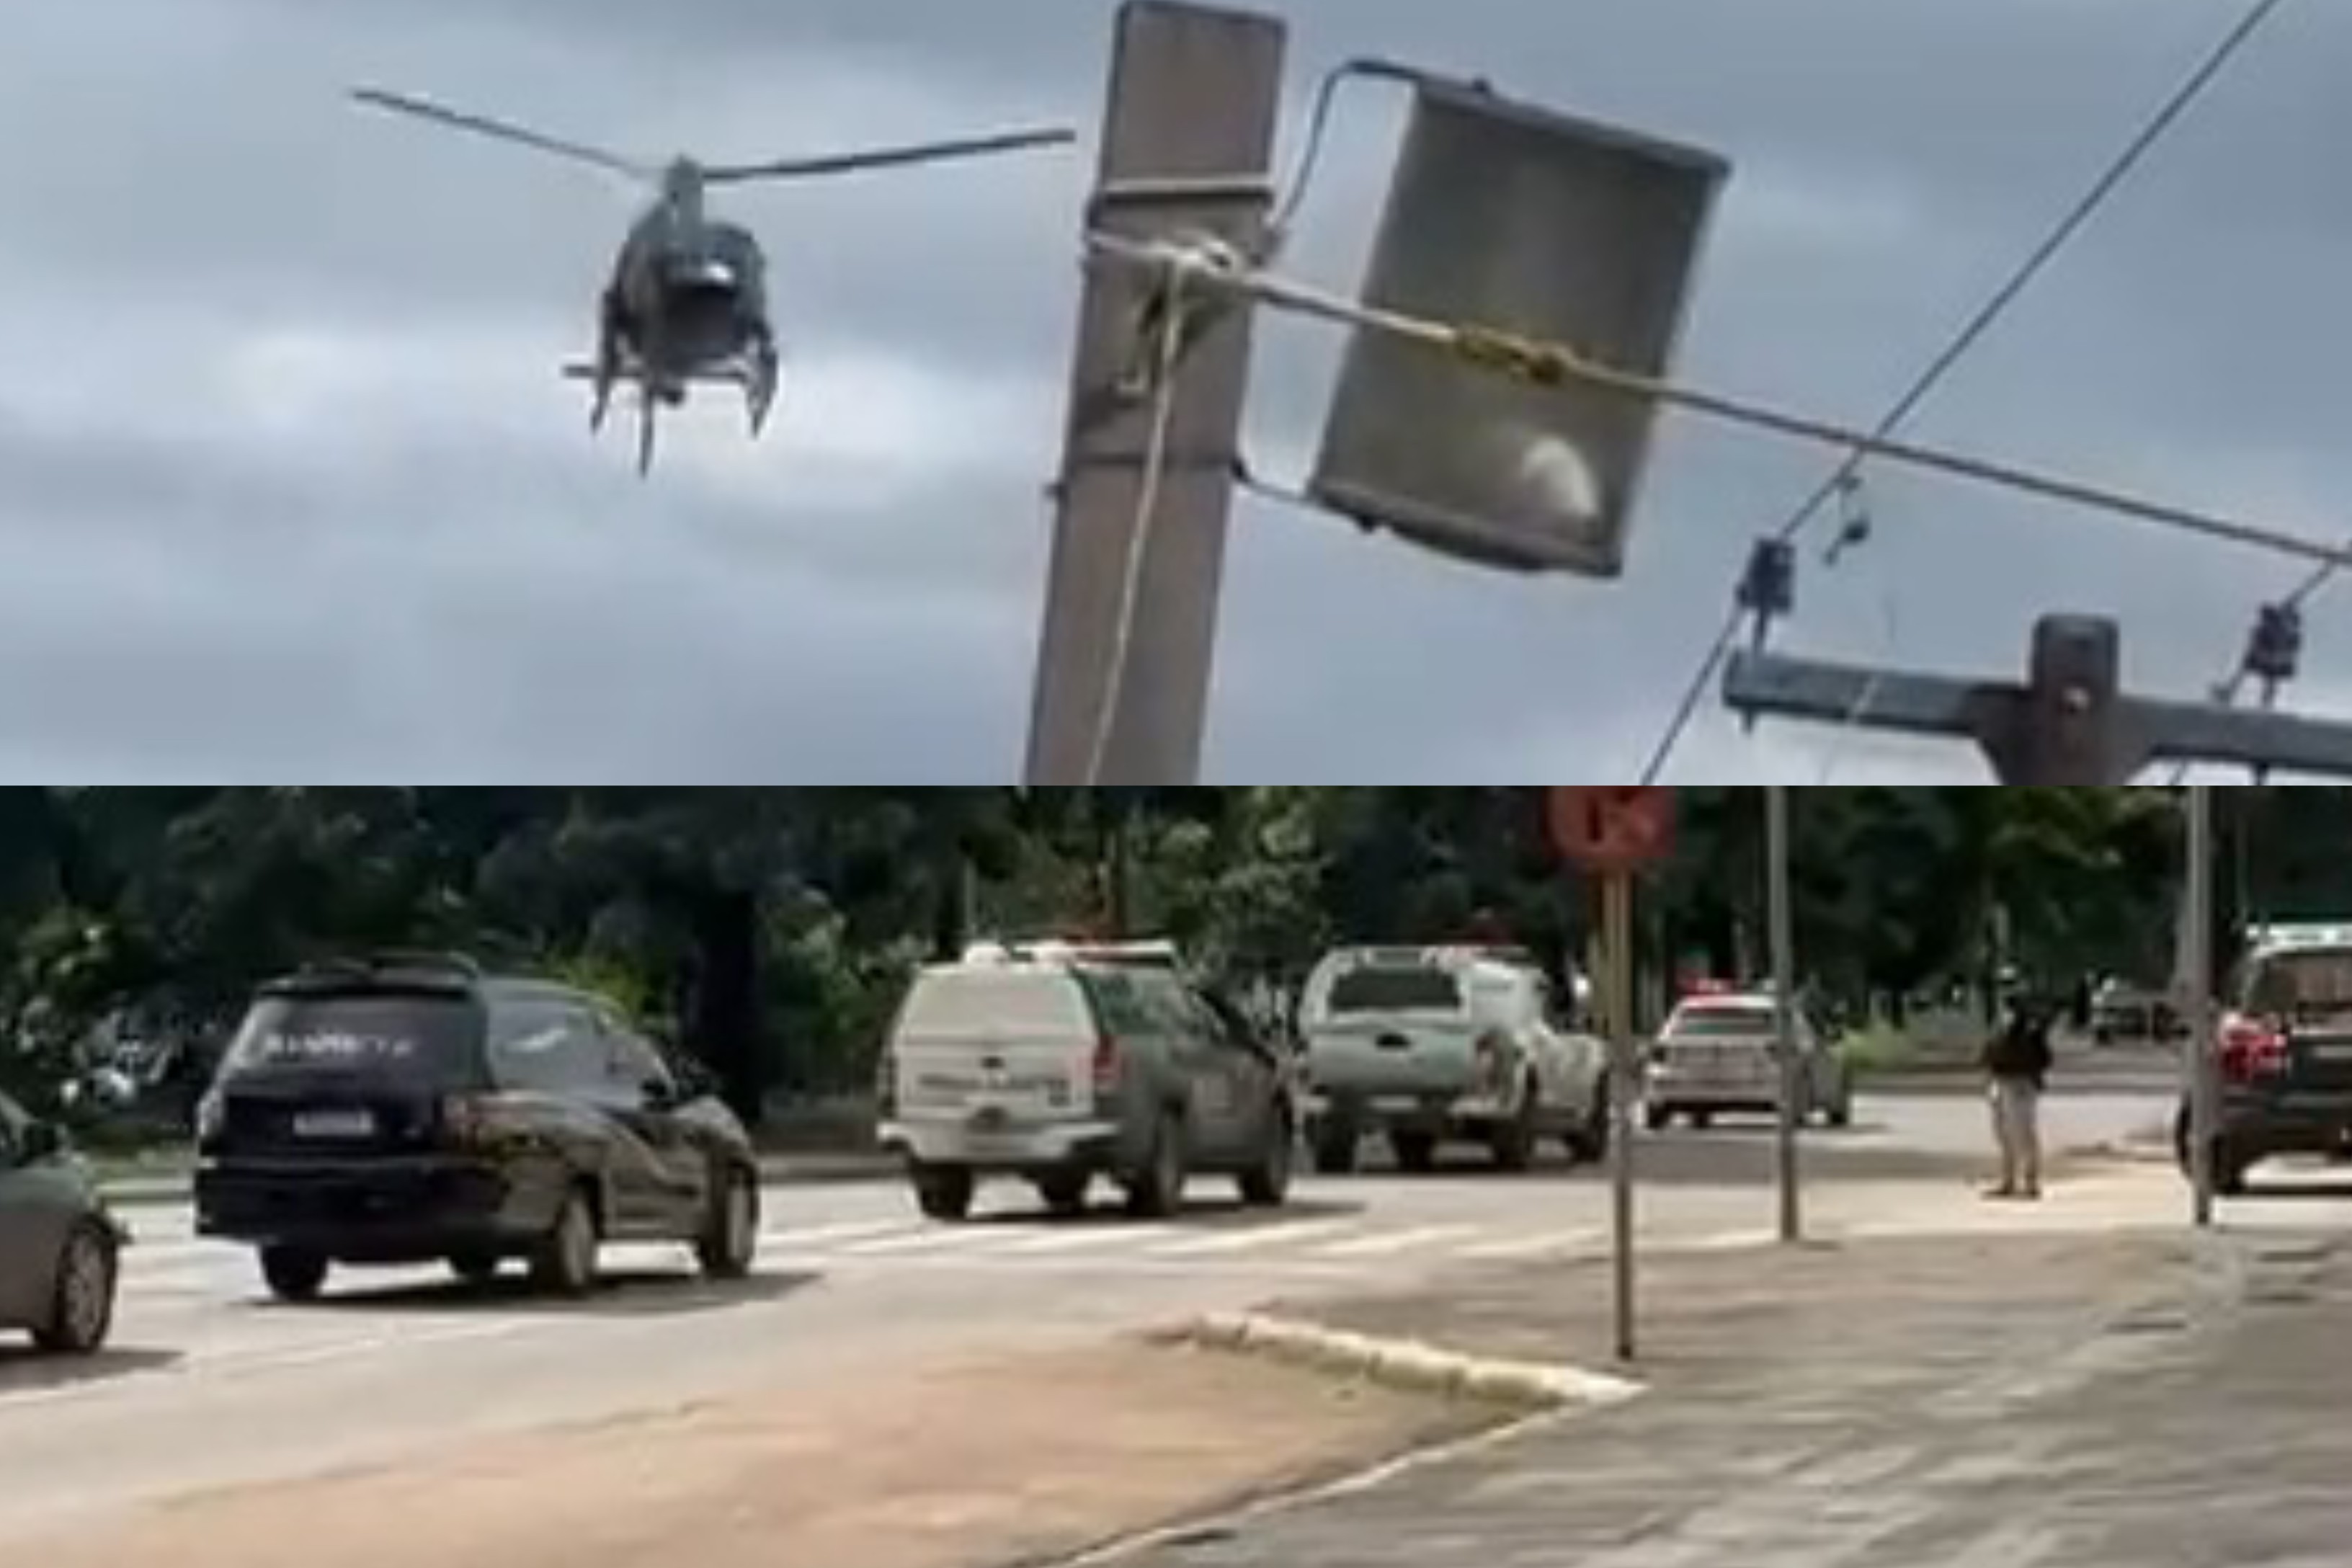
[1238,1108,1294,1207]
[1126,1112,1189,1219]
[1569,1076,1613,1163]
[34,1223,117,1355]
[696,1164,760,1280]
[447,1249,503,1288]
[912,1162,976,1222]
[1492,1083,1540,1172]
[531,1188,601,1297]
[1389,1130,1438,1175]
[260,1244,329,1304]
[1311,1118,1360,1177]
[1034,1171,1091,1218]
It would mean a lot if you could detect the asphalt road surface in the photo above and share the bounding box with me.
[0,1084,2199,1544]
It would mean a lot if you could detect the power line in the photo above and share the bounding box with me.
[1636,0,2296,785]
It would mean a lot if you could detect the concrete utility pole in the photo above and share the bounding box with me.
[1600,868,1639,1363]
[1726,614,2352,783]
[1765,785,1801,1244]
[1023,1,1285,788]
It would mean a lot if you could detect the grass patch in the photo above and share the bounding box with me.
[1834,1026,1922,1080]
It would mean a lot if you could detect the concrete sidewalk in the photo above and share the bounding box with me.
[1102,1224,2352,1567]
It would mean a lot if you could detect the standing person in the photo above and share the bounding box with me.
[1983,993,2055,1199]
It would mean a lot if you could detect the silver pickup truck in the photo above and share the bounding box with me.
[1298,945,1610,1175]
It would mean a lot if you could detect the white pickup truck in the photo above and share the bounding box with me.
[1298,945,1611,1175]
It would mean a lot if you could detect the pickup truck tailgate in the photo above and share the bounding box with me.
[1307,1020,1483,1097]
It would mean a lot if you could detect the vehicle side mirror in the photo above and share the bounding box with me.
[17,1121,65,1165]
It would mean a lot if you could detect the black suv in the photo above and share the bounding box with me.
[2178,932,2352,1193]
[195,952,761,1301]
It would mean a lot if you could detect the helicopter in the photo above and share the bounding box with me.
[349,88,1079,475]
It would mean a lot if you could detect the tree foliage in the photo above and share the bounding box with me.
[0,786,2328,1120]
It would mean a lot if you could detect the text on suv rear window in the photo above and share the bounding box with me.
[221,991,486,1082]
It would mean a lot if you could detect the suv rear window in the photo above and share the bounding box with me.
[2246,949,2352,1020]
[897,969,1096,1045]
[1667,1004,1778,1040]
[218,990,488,1084]
[1326,966,1465,1015]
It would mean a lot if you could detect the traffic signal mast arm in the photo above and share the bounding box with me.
[1081,230,2352,578]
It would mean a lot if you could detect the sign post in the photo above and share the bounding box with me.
[1766,785,1801,1244]
[1546,786,1676,1363]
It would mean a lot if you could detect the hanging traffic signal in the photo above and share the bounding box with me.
[1308,76,1731,578]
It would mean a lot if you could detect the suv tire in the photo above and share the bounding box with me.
[1569,1076,1612,1163]
[695,1164,760,1280]
[912,1162,976,1222]
[447,1248,503,1288]
[531,1187,601,1298]
[1311,1118,1360,1177]
[1389,1130,1438,1175]
[1238,1108,1294,1208]
[260,1244,329,1304]
[1035,1171,1091,1218]
[1126,1112,1189,1219]
[34,1222,117,1355]
[1492,1082,1540,1172]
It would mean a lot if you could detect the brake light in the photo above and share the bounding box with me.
[2220,1019,2289,1084]
[437,1092,493,1149]
[1474,1033,1510,1094]
[1092,1035,1122,1093]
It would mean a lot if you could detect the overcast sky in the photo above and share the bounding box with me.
[3,0,2347,785]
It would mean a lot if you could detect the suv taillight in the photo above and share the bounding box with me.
[2220,1019,2289,1084]
[1092,1035,1122,1094]
[1474,1033,1507,1094]
[437,1092,492,1149]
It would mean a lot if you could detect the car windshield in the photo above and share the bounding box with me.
[218,989,487,1084]
[1325,966,1465,1015]
[1667,1004,1779,1040]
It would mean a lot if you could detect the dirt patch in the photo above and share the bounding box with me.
[21,1340,1487,1568]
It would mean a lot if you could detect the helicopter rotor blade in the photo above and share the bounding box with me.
[701,126,1079,184]
[349,87,656,183]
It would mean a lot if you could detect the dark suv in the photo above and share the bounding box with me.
[195,952,761,1301]
[2178,930,2352,1193]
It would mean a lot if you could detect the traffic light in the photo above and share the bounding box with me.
[1307,76,1730,578]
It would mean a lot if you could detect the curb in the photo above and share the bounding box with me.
[1152,1311,1645,1414]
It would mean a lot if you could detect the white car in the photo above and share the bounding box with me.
[1645,990,1853,1130]
[1298,946,1611,1175]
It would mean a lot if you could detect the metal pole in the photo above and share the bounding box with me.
[1023,3,1284,787]
[1605,869,1639,1363]
[1766,785,1801,1244]
[2183,784,2217,1227]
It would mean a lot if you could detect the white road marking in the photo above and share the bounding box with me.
[1154,1217,1364,1257]
[1454,1226,1604,1262]
[1314,1223,1481,1260]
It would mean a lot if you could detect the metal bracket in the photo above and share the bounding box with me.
[1722,612,2352,783]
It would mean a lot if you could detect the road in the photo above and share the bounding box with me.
[0,1084,2189,1546]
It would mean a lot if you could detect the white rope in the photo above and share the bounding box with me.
[1081,264,1190,788]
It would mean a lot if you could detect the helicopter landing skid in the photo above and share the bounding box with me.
[561,357,780,471]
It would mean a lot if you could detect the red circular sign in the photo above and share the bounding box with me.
[1546,787,1676,873]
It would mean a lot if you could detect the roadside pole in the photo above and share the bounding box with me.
[2183,783,2217,1228]
[1603,866,1639,1362]
[1766,785,1801,1244]
[1545,787,1675,1366]
[1022,1,1285,787]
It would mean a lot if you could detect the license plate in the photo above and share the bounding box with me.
[292,1109,377,1139]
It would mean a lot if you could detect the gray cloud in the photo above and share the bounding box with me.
[2,0,2348,785]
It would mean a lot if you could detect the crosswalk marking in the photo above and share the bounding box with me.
[835,1224,1016,1257]
[993,1225,1162,1256]
[1317,1223,1480,1260]
[1456,1226,1603,1262]
[772,1219,912,1250]
[1157,1217,1363,1257]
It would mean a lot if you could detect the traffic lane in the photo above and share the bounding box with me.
[0,1112,2183,1541]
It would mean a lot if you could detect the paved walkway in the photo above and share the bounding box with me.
[1104,1222,2352,1568]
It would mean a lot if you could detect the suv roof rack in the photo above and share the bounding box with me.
[270,950,486,991]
